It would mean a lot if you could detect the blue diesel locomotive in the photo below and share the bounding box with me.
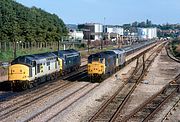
[88,41,156,81]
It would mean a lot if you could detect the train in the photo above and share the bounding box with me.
[88,41,156,81]
[8,49,81,90]
[8,40,156,90]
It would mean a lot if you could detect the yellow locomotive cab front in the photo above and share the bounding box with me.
[88,61,105,75]
[9,64,30,81]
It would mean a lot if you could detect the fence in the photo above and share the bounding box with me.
[0,41,62,52]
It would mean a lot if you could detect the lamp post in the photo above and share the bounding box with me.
[14,41,22,59]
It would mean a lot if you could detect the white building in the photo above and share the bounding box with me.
[138,28,157,39]
[104,27,124,41]
[105,27,124,35]
[78,23,103,41]
[69,30,84,41]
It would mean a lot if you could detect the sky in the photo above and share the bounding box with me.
[16,0,180,25]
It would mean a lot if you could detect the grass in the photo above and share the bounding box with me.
[0,47,58,62]
[170,41,180,58]
[0,45,117,62]
[175,45,180,54]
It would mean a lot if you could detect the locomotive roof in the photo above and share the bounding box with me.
[24,52,57,61]
[110,49,125,54]
[53,49,79,57]
[88,51,116,59]
[12,52,57,66]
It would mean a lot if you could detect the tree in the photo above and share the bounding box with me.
[0,0,67,42]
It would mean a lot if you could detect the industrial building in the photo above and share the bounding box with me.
[138,28,157,40]
[78,23,103,41]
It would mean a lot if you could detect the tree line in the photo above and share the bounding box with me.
[0,0,68,43]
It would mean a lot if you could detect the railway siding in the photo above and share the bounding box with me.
[114,46,180,121]
[0,82,89,122]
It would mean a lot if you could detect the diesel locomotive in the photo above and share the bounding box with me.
[88,41,156,81]
[8,49,81,90]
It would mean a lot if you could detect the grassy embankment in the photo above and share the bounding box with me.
[170,40,180,58]
[0,48,57,62]
[0,45,116,62]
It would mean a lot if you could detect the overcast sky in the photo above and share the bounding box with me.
[16,0,180,25]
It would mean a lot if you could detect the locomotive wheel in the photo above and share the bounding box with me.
[21,82,28,90]
[28,83,33,89]
[33,82,38,87]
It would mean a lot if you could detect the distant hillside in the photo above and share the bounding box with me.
[0,0,68,42]
[66,24,78,30]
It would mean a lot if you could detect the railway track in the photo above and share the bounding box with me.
[121,74,180,122]
[0,65,89,120]
[25,83,99,122]
[162,97,180,121]
[122,87,178,122]
[64,70,88,81]
[89,43,165,122]
[0,65,87,102]
[0,80,75,120]
[0,82,98,122]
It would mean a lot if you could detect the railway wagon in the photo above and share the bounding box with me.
[53,49,81,75]
[9,52,60,90]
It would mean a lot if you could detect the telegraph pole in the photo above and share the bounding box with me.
[101,17,106,50]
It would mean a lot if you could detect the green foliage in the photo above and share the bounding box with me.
[170,39,180,57]
[0,0,67,43]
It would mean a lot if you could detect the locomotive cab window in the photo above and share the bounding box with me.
[100,58,103,63]
[32,61,36,67]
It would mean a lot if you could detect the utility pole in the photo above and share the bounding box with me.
[88,31,90,54]
[101,17,106,50]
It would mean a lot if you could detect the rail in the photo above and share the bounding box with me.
[121,73,180,122]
